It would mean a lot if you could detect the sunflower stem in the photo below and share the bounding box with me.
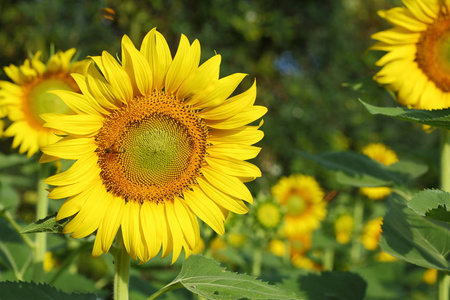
[322,247,334,271]
[439,129,450,300]
[350,197,364,264]
[113,232,130,300]
[32,163,49,283]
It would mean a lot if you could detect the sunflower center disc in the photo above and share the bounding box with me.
[416,16,450,92]
[286,195,306,216]
[26,77,75,125]
[96,92,208,203]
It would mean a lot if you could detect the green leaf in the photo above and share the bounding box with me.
[0,281,96,300]
[426,205,450,223]
[0,153,29,169]
[408,189,450,223]
[297,271,367,300]
[359,99,450,129]
[380,195,450,271]
[299,151,427,188]
[21,213,72,234]
[156,255,300,300]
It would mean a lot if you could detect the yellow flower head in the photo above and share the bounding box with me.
[375,251,398,262]
[372,0,450,109]
[227,232,247,248]
[0,49,89,156]
[256,201,282,229]
[43,252,57,273]
[361,217,383,251]
[360,143,398,200]
[291,254,322,271]
[268,239,287,257]
[40,28,266,263]
[272,174,326,236]
[334,214,354,244]
[423,268,438,285]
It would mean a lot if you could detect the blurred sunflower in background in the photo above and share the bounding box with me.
[361,217,397,262]
[272,174,327,237]
[372,0,450,109]
[359,143,398,200]
[41,28,266,263]
[334,214,354,244]
[0,49,89,156]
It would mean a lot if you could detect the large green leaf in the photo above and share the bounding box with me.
[154,255,300,300]
[296,271,367,300]
[408,189,450,223]
[380,196,450,271]
[21,213,72,234]
[0,281,96,300]
[299,151,427,188]
[359,99,450,129]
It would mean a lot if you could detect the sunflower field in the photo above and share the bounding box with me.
[0,0,449,299]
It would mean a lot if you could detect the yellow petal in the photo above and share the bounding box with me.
[183,188,225,235]
[371,27,420,44]
[41,113,103,136]
[206,155,261,178]
[378,7,427,32]
[206,106,267,129]
[121,201,143,260]
[140,201,161,259]
[202,166,253,203]
[49,90,102,116]
[208,143,261,160]
[165,35,200,93]
[140,28,172,90]
[122,35,153,96]
[41,136,97,159]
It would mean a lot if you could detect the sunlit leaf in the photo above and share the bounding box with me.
[21,213,72,234]
[359,99,450,129]
[409,189,450,223]
[157,255,300,300]
[0,281,96,300]
[380,196,450,271]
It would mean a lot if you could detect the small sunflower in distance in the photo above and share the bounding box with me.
[272,174,326,236]
[0,49,89,156]
[359,143,398,200]
[41,28,266,263]
[372,0,450,109]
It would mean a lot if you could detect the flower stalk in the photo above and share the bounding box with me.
[439,129,450,300]
[113,232,130,300]
[32,163,49,282]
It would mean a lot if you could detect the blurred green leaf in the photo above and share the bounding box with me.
[155,255,300,300]
[426,205,450,223]
[360,99,450,129]
[297,271,367,300]
[299,151,427,188]
[21,213,71,234]
[380,196,450,271]
[0,153,29,169]
[409,189,450,223]
[0,281,96,300]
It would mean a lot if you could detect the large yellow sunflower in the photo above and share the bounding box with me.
[359,143,398,200]
[41,28,266,263]
[0,49,89,156]
[372,0,450,109]
[271,174,327,236]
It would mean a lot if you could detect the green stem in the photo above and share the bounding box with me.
[441,129,450,192]
[438,272,449,300]
[350,197,364,264]
[252,248,263,277]
[147,282,184,300]
[439,129,450,300]
[32,163,50,282]
[113,232,130,300]
[0,204,34,249]
[323,248,334,271]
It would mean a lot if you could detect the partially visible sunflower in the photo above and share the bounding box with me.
[255,201,282,230]
[361,217,384,251]
[272,174,326,236]
[41,28,266,263]
[0,49,89,156]
[359,143,399,200]
[372,0,450,109]
[334,214,354,244]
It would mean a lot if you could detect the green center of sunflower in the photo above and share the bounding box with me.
[286,195,306,216]
[28,78,73,122]
[96,92,208,203]
[416,16,450,92]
